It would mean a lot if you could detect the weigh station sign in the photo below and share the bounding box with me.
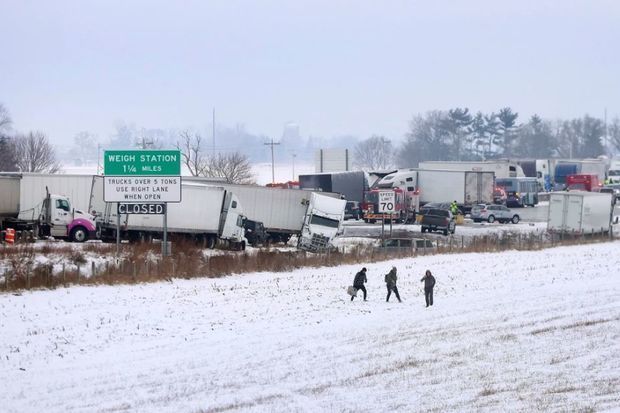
[103,150,182,203]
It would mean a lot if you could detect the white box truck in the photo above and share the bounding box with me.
[419,160,524,179]
[89,177,246,249]
[547,191,613,233]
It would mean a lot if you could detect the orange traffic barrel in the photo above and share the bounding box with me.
[5,228,15,244]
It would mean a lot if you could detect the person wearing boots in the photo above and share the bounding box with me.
[351,267,368,301]
[420,269,436,307]
[385,266,401,302]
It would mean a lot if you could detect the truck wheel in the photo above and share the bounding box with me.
[443,229,448,236]
[511,215,520,224]
[487,215,495,223]
[71,226,88,243]
[421,227,426,233]
[207,236,216,249]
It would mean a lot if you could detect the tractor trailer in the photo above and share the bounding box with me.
[89,177,246,249]
[0,175,97,242]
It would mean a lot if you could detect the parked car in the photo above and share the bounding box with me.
[344,201,362,220]
[420,208,456,235]
[594,185,620,205]
[376,237,436,253]
[470,204,520,224]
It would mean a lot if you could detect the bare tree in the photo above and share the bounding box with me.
[176,130,206,176]
[353,135,394,170]
[204,152,255,184]
[14,131,61,173]
[0,103,12,132]
[0,135,18,171]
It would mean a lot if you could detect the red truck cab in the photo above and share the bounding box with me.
[565,174,601,192]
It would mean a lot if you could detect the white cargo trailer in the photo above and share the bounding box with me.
[90,177,245,249]
[417,169,495,208]
[419,161,524,179]
[183,178,345,245]
[373,168,494,213]
[0,176,20,218]
[547,191,613,233]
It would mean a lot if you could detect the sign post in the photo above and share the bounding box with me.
[378,191,396,243]
[104,150,181,257]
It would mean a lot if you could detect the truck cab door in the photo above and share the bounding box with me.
[50,197,72,237]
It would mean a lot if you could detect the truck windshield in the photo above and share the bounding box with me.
[310,214,340,228]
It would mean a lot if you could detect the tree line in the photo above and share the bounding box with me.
[0,104,60,173]
[354,108,620,170]
[0,104,255,183]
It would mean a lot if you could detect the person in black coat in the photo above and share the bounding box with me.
[420,269,436,307]
[351,267,368,301]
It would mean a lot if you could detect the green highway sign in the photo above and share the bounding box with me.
[104,150,181,176]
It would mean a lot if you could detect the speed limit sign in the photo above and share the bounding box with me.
[378,191,395,213]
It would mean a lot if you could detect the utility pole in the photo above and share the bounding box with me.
[604,107,608,154]
[212,107,216,156]
[264,138,280,184]
[292,152,297,181]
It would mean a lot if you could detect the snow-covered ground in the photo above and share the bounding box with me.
[1,242,619,412]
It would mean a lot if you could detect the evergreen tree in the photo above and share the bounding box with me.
[445,108,472,161]
[497,107,519,157]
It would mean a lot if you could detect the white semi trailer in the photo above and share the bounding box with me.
[418,160,524,179]
[373,168,494,213]
[547,191,613,233]
[0,175,96,242]
[89,177,246,249]
[183,178,346,250]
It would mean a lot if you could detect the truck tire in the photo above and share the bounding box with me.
[511,215,520,224]
[70,226,88,243]
[421,227,426,233]
[443,228,448,236]
[207,235,216,249]
[487,215,495,223]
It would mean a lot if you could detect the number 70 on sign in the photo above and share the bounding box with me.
[378,191,396,213]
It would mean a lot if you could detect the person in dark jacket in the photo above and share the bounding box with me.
[385,266,401,302]
[420,269,436,307]
[351,267,368,301]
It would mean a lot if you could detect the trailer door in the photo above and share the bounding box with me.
[566,194,584,231]
[548,195,566,230]
[465,172,494,204]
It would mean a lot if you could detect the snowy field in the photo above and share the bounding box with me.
[1,242,619,412]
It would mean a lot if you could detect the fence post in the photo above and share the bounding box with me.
[26,270,31,290]
[62,263,66,285]
[132,262,137,282]
[4,269,8,290]
[91,262,96,279]
[77,265,80,284]
[461,235,464,250]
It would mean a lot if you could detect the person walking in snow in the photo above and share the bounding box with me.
[385,266,401,302]
[351,267,368,301]
[420,269,436,307]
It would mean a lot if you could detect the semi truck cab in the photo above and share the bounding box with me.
[298,193,346,252]
[38,193,97,242]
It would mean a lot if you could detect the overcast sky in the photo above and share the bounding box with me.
[1,0,619,145]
